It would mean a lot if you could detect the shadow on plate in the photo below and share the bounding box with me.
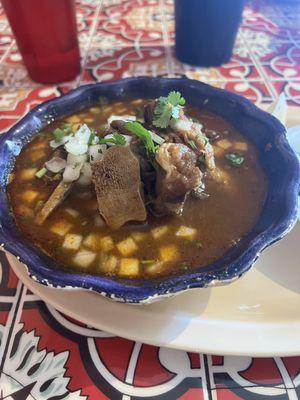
[255,223,300,294]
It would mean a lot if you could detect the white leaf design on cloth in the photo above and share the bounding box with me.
[0,323,87,399]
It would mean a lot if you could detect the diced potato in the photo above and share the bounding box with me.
[62,234,83,250]
[99,254,119,274]
[119,258,139,277]
[151,225,169,239]
[64,208,79,218]
[131,231,147,242]
[99,236,114,252]
[116,237,138,256]
[83,233,101,251]
[176,226,197,239]
[234,141,248,151]
[66,115,81,123]
[159,245,180,262]
[73,249,96,268]
[50,220,73,236]
[21,190,38,203]
[216,139,231,150]
[20,168,37,181]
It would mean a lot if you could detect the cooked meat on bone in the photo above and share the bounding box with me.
[91,146,147,230]
[35,181,73,225]
[144,101,217,174]
[170,109,216,172]
[153,143,202,215]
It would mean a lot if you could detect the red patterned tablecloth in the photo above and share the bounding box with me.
[0,0,299,398]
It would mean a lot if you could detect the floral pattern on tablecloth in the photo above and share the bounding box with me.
[0,0,299,398]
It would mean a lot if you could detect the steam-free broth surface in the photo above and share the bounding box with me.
[8,99,267,279]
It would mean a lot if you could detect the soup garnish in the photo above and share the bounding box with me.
[8,92,267,279]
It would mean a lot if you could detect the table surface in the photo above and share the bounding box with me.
[0,0,299,398]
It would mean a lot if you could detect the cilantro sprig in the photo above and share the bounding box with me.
[153,91,186,129]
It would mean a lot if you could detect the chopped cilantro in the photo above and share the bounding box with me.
[225,153,244,167]
[61,123,72,132]
[53,128,65,143]
[98,132,126,146]
[112,132,126,145]
[168,91,186,106]
[123,121,157,159]
[35,167,47,179]
[153,91,186,129]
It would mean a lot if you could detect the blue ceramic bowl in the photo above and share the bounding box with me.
[0,78,299,303]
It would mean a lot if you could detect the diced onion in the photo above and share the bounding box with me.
[45,157,67,173]
[65,124,91,155]
[77,162,92,186]
[170,118,193,132]
[107,115,136,125]
[149,131,165,145]
[63,153,86,182]
[50,134,73,149]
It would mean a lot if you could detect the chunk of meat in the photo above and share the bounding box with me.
[170,109,216,172]
[144,101,218,175]
[91,146,147,230]
[153,143,202,215]
[35,181,73,225]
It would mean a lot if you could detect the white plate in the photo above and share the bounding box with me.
[7,106,300,357]
[8,221,300,357]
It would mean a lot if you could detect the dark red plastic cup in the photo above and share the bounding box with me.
[1,0,81,83]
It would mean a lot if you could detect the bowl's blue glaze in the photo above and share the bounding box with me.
[0,77,299,303]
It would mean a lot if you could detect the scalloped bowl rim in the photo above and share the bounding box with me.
[0,77,298,303]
